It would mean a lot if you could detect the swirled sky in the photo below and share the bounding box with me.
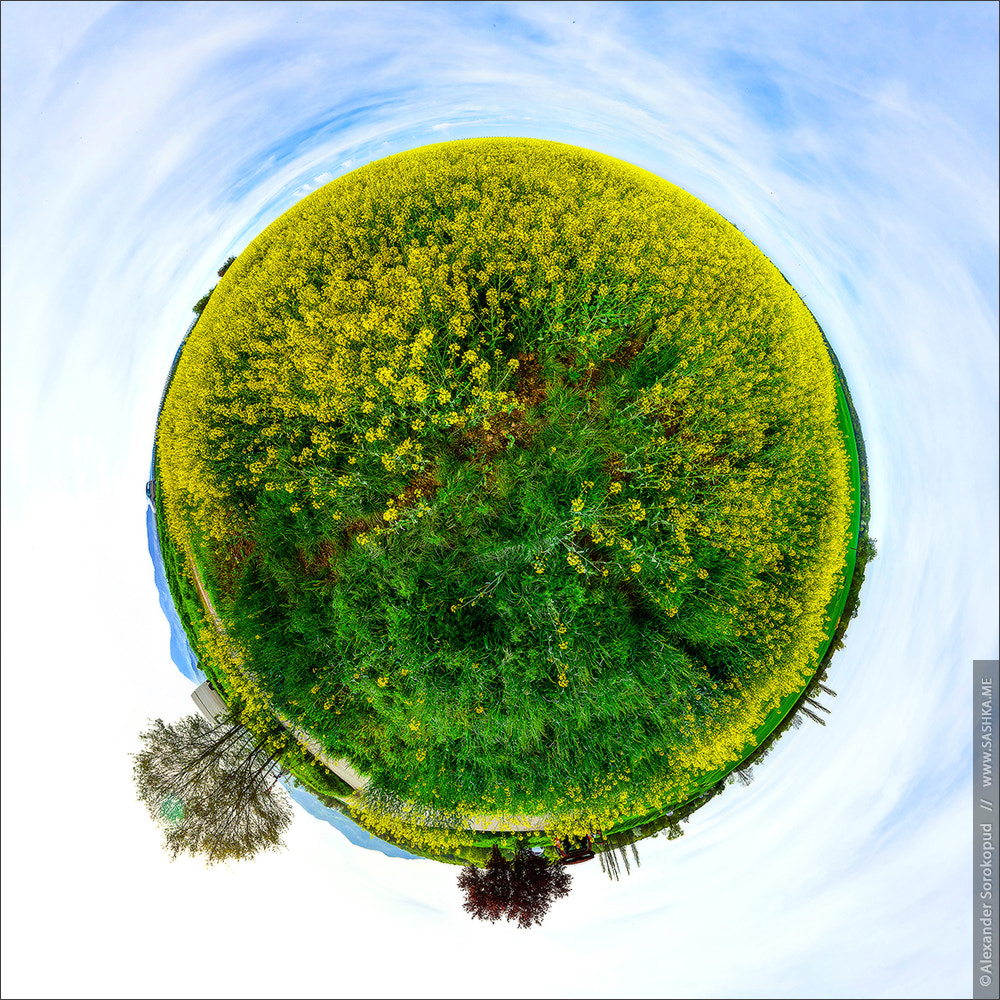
[2,3,997,998]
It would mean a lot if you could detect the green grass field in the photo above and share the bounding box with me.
[153,138,859,851]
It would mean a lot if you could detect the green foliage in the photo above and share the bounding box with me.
[153,494,230,695]
[155,138,858,837]
[828,534,877,652]
[192,286,216,315]
[280,746,355,801]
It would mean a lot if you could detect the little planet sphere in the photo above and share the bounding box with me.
[153,137,858,856]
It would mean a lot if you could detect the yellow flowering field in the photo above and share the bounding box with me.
[156,137,853,842]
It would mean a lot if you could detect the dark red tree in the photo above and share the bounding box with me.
[508,846,573,927]
[458,845,510,923]
[458,845,573,928]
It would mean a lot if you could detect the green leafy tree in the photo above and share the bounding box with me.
[458,845,572,928]
[132,714,293,865]
[192,285,216,314]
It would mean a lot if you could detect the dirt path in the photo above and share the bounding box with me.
[184,548,550,833]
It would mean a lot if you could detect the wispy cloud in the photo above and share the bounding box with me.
[1,2,995,997]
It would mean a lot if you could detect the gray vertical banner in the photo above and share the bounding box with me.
[975,660,998,999]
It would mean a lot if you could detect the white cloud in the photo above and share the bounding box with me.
[2,2,996,997]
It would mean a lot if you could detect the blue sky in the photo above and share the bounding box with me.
[1,3,997,998]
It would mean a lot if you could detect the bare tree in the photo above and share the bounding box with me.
[132,714,294,865]
[798,704,826,726]
[598,829,642,881]
[804,696,831,715]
